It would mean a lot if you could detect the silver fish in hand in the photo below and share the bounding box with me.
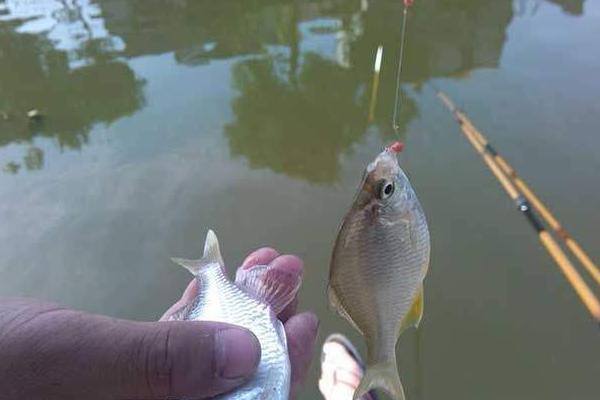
[328,142,430,400]
[170,230,301,400]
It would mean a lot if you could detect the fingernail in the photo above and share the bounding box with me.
[216,328,261,379]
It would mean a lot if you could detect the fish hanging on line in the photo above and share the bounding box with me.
[328,141,430,400]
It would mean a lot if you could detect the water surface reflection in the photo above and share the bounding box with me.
[0,0,144,172]
[1,0,520,179]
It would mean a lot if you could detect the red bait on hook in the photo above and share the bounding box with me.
[389,141,404,153]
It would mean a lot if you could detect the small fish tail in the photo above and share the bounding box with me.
[353,359,405,400]
[171,229,225,275]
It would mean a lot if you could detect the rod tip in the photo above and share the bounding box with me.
[388,141,404,153]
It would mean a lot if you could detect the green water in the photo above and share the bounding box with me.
[1,0,599,398]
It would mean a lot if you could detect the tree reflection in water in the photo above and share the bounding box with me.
[0,1,144,173]
[0,0,586,175]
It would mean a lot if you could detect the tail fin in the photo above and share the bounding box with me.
[171,229,225,275]
[353,360,405,400]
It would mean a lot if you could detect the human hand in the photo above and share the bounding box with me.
[0,298,260,399]
[162,247,320,399]
[0,249,318,400]
[0,295,265,400]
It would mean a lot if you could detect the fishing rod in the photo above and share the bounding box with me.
[436,90,600,288]
[459,115,600,289]
[434,89,600,323]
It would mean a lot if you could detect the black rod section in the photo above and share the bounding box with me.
[516,197,545,233]
[484,143,498,157]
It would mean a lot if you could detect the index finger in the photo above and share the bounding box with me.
[160,278,198,321]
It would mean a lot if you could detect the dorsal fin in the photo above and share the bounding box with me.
[171,229,224,275]
[235,264,302,315]
[202,230,224,265]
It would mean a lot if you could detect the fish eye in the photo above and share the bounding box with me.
[377,180,395,200]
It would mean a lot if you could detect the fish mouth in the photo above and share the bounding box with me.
[367,150,400,181]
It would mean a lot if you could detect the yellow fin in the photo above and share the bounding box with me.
[400,286,424,332]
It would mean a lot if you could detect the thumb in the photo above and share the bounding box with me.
[110,319,261,399]
[5,305,260,400]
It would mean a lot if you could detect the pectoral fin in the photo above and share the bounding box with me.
[404,212,418,248]
[408,220,417,248]
[388,216,417,247]
[400,286,424,332]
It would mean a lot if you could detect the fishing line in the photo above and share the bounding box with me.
[415,324,424,400]
[392,0,413,135]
